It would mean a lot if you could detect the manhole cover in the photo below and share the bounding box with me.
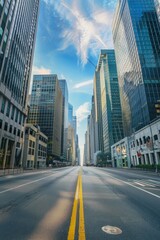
[102,225,122,235]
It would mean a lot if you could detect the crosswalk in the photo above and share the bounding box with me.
[130,179,160,188]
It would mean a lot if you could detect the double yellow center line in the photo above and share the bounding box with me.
[67,170,86,240]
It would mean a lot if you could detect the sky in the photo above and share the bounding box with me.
[32,0,117,164]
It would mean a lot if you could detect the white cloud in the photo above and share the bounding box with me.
[73,80,93,89]
[76,102,90,125]
[43,0,114,66]
[32,66,52,75]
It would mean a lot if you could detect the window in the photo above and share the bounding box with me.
[19,113,22,124]
[6,102,11,117]
[1,98,6,113]
[4,122,8,131]
[29,140,32,147]
[21,132,23,138]
[136,139,139,146]
[9,125,12,133]
[0,119,2,129]
[25,128,29,134]
[143,136,146,143]
[14,127,16,135]
[15,109,19,122]
[154,134,158,141]
[17,129,20,137]
[11,106,15,120]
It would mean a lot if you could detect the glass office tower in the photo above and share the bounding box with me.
[113,0,160,136]
[93,71,104,152]
[0,0,39,168]
[59,79,68,160]
[29,75,63,159]
[98,50,124,157]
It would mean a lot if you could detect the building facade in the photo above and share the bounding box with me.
[98,49,124,158]
[112,118,160,168]
[89,96,96,165]
[28,75,63,159]
[0,0,39,168]
[59,79,68,160]
[67,124,76,165]
[23,124,48,168]
[93,71,104,152]
[113,0,160,136]
[68,103,73,126]
[130,118,160,166]
[111,137,131,168]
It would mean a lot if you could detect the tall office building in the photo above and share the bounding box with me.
[67,124,76,165]
[98,50,124,158]
[86,115,91,164]
[113,0,160,136]
[0,0,39,168]
[59,79,68,160]
[28,75,63,159]
[89,96,96,164]
[93,71,104,152]
[68,103,73,126]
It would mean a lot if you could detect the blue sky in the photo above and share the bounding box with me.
[32,0,117,162]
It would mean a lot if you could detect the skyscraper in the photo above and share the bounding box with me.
[93,71,104,152]
[98,50,124,158]
[0,0,40,168]
[28,75,63,159]
[113,0,160,135]
[59,79,68,160]
[68,103,73,126]
[89,96,96,164]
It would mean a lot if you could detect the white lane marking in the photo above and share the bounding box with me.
[91,170,160,200]
[134,180,155,187]
[148,179,160,185]
[0,174,55,194]
[134,182,146,187]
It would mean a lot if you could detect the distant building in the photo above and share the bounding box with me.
[23,124,48,168]
[67,124,76,165]
[77,147,80,166]
[97,49,124,159]
[72,116,77,136]
[0,0,40,168]
[68,103,73,126]
[28,75,63,159]
[89,96,96,164]
[59,79,69,160]
[93,71,104,152]
[113,0,160,136]
[83,131,88,165]
[86,116,91,164]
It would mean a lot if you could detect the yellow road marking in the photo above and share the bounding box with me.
[67,175,80,240]
[67,170,86,240]
[79,174,86,240]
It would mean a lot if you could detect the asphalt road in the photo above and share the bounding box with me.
[0,167,160,240]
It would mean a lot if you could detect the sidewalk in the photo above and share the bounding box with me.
[0,168,48,177]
